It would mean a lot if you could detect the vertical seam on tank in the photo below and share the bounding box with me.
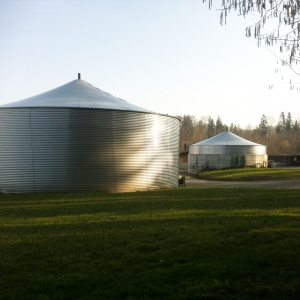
[30,108,36,191]
[144,113,148,190]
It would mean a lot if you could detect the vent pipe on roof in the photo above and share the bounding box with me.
[78,73,81,80]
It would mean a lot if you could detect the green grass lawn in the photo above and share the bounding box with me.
[1,188,300,300]
[197,168,300,181]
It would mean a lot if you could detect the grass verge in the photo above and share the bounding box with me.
[0,188,300,299]
[196,168,300,181]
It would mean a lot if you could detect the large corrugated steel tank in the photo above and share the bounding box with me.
[188,131,267,173]
[0,76,180,193]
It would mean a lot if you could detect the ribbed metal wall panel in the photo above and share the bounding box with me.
[0,108,180,193]
[188,153,268,173]
[189,145,267,155]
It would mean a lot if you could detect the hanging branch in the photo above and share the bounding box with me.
[204,0,300,68]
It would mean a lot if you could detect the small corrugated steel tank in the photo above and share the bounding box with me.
[188,131,268,173]
[0,76,180,193]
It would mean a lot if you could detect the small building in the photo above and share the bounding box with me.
[268,154,300,166]
[188,131,268,174]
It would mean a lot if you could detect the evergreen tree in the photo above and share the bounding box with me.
[286,112,293,132]
[279,112,286,126]
[293,120,299,134]
[207,117,215,138]
[259,114,268,136]
[276,112,286,134]
[215,116,224,134]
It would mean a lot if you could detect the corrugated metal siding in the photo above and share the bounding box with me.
[189,145,267,155]
[188,153,268,174]
[0,108,179,193]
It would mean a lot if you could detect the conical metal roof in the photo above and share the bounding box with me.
[193,131,262,146]
[0,78,153,113]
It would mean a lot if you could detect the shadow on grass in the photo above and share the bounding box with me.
[0,188,300,300]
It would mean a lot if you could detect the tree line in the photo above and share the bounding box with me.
[177,112,300,154]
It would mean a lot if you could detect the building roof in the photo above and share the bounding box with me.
[0,78,153,113]
[192,131,262,146]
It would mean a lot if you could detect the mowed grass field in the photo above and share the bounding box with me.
[1,188,300,300]
[196,168,300,181]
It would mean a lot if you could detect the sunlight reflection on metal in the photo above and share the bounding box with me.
[0,79,180,193]
[0,108,180,193]
[153,115,158,148]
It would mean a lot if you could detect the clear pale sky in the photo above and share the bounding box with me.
[1,0,299,128]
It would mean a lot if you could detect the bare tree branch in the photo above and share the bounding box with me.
[204,0,300,67]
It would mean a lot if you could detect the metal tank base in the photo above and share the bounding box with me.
[188,154,268,174]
